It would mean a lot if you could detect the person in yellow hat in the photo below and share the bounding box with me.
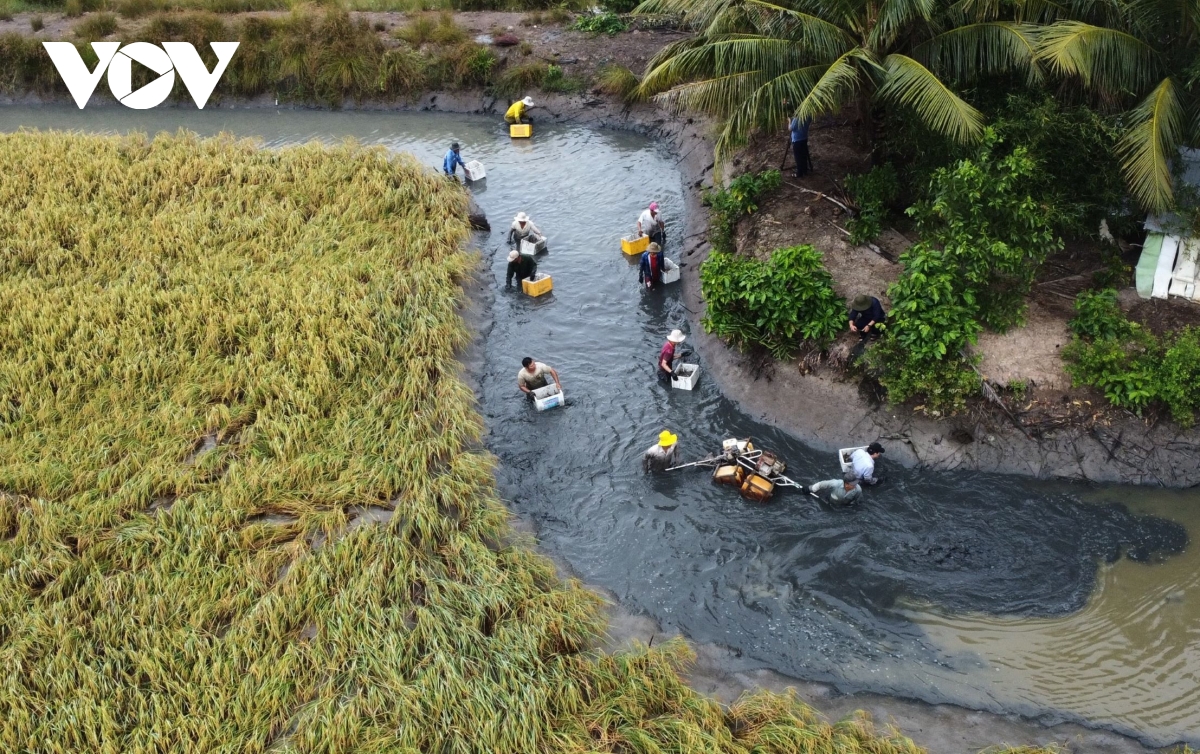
[643,430,679,473]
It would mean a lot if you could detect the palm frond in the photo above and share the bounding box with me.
[652,71,770,120]
[877,53,984,143]
[637,35,809,97]
[794,47,874,122]
[916,22,1042,85]
[635,0,738,31]
[741,0,855,59]
[1037,19,1158,95]
[868,0,937,50]
[1116,77,1184,212]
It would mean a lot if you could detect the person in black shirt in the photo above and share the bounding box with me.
[848,294,886,339]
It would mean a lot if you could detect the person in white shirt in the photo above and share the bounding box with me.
[643,430,679,473]
[850,442,885,485]
[517,357,561,396]
[508,212,543,246]
[636,202,665,247]
[809,472,862,505]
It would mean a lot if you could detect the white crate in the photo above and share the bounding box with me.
[839,446,867,473]
[671,364,700,390]
[532,383,564,411]
[661,257,680,284]
[463,160,486,181]
[520,234,547,256]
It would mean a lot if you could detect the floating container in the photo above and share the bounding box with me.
[713,464,745,487]
[463,160,486,181]
[621,235,650,256]
[671,364,700,390]
[532,383,564,411]
[521,273,553,297]
[661,257,680,284]
[739,473,775,502]
[520,234,547,256]
[510,124,532,138]
[839,446,868,474]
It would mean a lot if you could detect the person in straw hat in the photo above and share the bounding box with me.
[508,211,543,247]
[505,95,536,124]
[643,429,679,473]
[848,293,886,340]
[638,241,665,289]
[657,329,687,383]
[504,249,537,289]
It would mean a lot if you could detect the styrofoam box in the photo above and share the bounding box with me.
[464,160,486,181]
[839,446,867,473]
[520,234,547,256]
[661,257,680,284]
[671,364,700,390]
[532,383,564,411]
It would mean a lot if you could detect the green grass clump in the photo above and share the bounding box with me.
[72,11,120,38]
[596,63,640,102]
[0,128,1017,754]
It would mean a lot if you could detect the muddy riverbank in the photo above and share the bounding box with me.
[3,97,1191,752]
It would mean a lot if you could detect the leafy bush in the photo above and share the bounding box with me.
[73,11,120,39]
[1063,290,1200,425]
[703,169,780,253]
[596,64,639,102]
[700,245,845,358]
[570,11,626,34]
[844,163,899,245]
[908,131,1061,333]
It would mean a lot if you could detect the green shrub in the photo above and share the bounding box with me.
[492,61,546,96]
[908,131,1061,333]
[73,12,120,39]
[703,169,780,253]
[570,11,626,35]
[845,163,899,246]
[600,0,638,11]
[700,245,845,358]
[596,64,639,102]
[1062,290,1200,426]
[29,15,44,30]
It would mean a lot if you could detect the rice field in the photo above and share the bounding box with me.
[0,130,1053,753]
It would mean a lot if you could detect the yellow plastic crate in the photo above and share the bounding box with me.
[510,124,532,138]
[621,235,650,255]
[521,273,553,297]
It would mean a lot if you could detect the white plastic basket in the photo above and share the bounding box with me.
[839,446,867,473]
[520,234,547,256]
[532,383,564,411]
[671,364,700,390]
[463,160,486,181]
[661,257,680,284]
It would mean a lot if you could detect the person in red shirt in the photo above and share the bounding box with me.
[658,330,686,383]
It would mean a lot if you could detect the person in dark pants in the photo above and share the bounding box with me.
[505,249,537,289]
[848,294,886,339]
[789,115,812,177]
[657,329,687,383]
[638,242,665,289]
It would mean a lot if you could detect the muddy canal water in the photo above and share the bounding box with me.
[4,105,1197,747]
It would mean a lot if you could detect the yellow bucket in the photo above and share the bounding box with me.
[621,235,650,255]
[521,273,553,297]
[510,124,532,138]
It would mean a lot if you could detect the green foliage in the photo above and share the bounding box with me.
[596,64,640,102]
[869,131,1060,411]
[570,11,626,35]
[73,11,119,38]
[1063,290,1200,426]
[29,14,43,30]
[600,0,637,11]
[703,169,780,253]
[701,245,845,358]
[845,164,899,246]
[908,131,1061,332]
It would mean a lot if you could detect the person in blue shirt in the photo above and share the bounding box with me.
[638,242,665,289]
[789,115,812,177]
[443,142,466,178]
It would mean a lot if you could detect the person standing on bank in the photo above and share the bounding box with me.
[637,202,666,247]
[850,442,885,485]
[639,242,665,290]
[505,250,537,289]
[443,142,466,178]
[848,294,886,339]
[789,114,812,177]
[643,430,679,473]
[657,329,686,383]
[517,357,561,396]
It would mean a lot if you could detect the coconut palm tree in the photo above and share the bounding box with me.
[634,0,1041,157]
[1036,0,1200,212]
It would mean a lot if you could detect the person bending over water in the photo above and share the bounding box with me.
[505,250,537,289]
[809,472,862,505]
[850,442,885,485]
[657,330,686,383]
[517,356,561,397]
